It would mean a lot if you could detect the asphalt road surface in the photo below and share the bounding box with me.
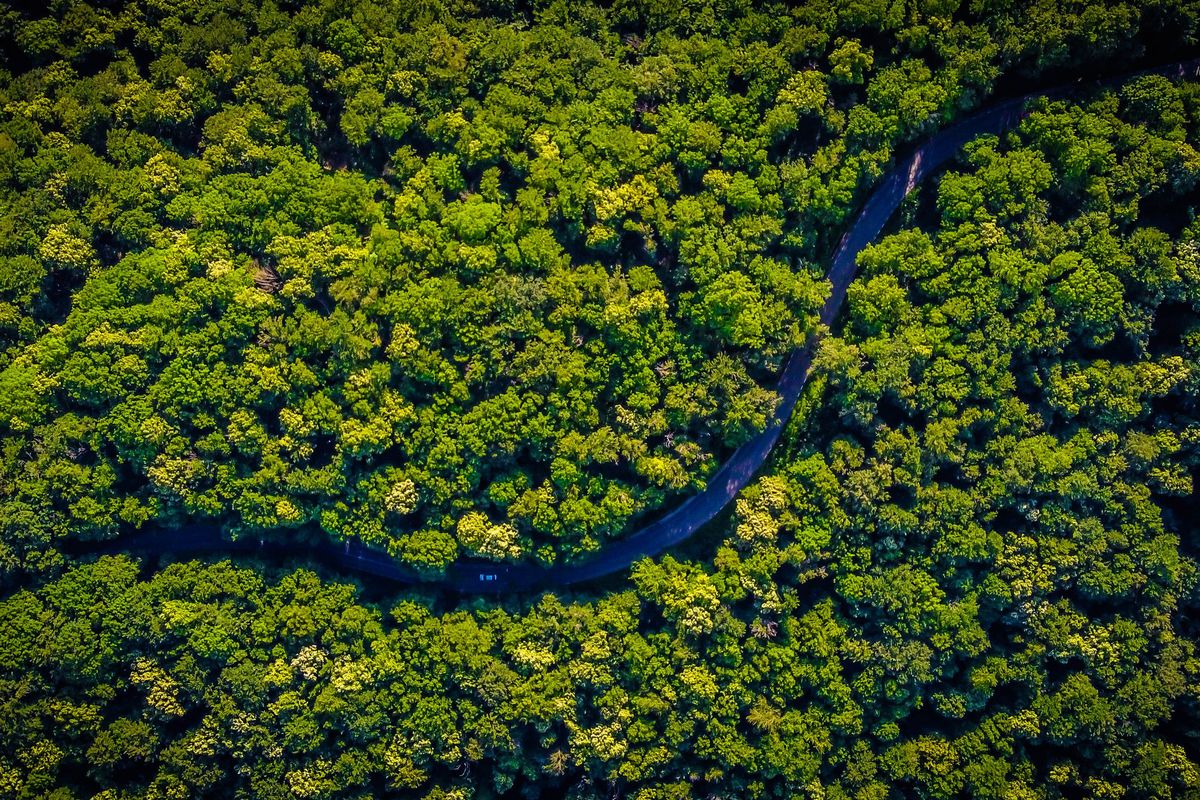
[87,58,1200,594]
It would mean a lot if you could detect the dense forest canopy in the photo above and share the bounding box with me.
[1,1,1200,799]
[2,0,1197,568]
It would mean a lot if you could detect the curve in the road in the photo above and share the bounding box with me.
[87,58,1200,594]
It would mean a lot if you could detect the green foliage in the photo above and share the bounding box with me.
[2,0,1183,568]
[2,2,1200,800]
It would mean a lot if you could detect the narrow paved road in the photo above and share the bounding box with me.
[92,58,1200,594]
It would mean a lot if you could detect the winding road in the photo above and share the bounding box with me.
[89,58,1200,594]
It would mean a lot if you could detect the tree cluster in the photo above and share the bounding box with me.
[1,0,1192,566]
[2,38,1200,799]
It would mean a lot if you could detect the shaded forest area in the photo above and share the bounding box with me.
[1,1,1200,799]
